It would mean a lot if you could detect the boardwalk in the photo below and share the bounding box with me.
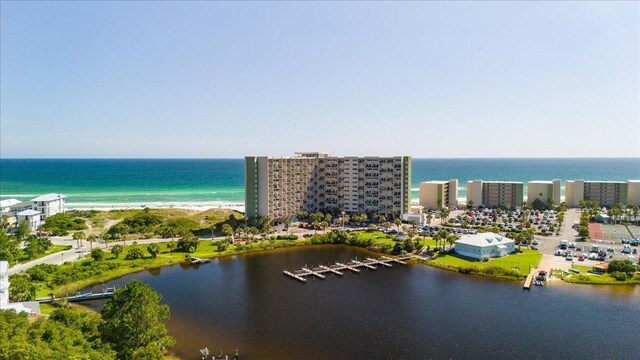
[283,255,413,283]
[36,287,117,303]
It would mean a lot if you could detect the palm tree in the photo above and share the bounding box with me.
[283,219,292,234]
[426,214,433,226]
[320,221,328,233]
[435,229,448,250]
[72,231,86,248]
[87,234,95,251]
[446,234,457,251]
[209,224,216,239]
[394,218,402,232]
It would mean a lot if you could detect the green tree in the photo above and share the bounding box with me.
[578,226,589,239]
[16,221,30,241]
[91,248,105,261]
[8,274,35,302]
[111,244,124,258]
[147,243,160,258]
[100,280,175,359]
[608,259,636,275]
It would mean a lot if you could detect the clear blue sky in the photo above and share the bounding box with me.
[1,1,638,158]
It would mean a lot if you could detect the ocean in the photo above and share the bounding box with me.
[1,158,639,209]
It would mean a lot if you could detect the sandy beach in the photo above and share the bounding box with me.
[66,201,245,213]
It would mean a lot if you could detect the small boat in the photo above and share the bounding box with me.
[533,280,544,286]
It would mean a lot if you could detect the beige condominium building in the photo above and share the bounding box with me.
[527,180,561,208]
[565,180,640,207]
[419,179,458,210]
[466,180,524,209]
[245,152,411,220]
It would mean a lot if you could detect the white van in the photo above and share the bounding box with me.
[560,240,569,249]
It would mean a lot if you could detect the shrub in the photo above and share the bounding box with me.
[216,240,229,252]
[176,235,199,253]
[147,244,160,259]
[125,248,144,260]
[611,271,628,281]
[90,248,105,262]
[39,213,87,236]
[111,245,124,258]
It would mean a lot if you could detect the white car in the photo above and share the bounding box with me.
[588,253,598,260]
[532,239,540,245]
[566,254,574,261]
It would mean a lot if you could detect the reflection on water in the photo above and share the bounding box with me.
[81,245,640,359]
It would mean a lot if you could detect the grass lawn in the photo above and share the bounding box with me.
[430,249,543,276]
[355,231,437,248]
[562,264,640,285]
[15,245,72,264]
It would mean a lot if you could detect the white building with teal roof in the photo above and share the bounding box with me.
[454,232,515,259]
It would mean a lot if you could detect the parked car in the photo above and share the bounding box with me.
[578,255,585,261]
[566,253,574,261]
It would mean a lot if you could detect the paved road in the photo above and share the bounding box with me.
[8,237,206,276]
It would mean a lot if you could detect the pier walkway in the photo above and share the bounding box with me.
[36,287,117,303]
[283,255,413,283]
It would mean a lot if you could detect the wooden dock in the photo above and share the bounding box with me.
[523,270,535,290]
[283,255,413,283]
[190,257,210,265]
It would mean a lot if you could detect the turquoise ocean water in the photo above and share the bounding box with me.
[1,158,638,208]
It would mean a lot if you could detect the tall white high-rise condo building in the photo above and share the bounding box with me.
[245,153,411,220]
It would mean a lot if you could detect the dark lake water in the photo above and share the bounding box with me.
[81,245,640,359]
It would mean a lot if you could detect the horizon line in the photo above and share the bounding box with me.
[1,156,639,160]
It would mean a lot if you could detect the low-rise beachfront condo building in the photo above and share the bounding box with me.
[16,210,42,232]
[527,180,561,208]
[628,180,640,207]
[565,180,640,207]
[2,194,66,232]
[245,153,411,221]
[466,180,524,209]
[419,179,458,210]
[454,232,515,259]
[29,194,66,219]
